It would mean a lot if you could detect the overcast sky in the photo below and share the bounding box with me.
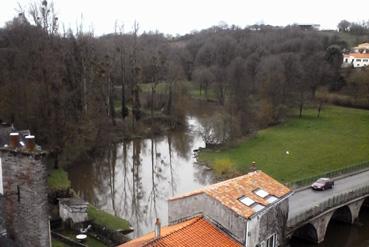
[1,0,369,36]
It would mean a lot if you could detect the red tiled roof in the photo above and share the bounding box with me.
[119,216,242,247]
[169,170,291,218]
[344,53,369,59]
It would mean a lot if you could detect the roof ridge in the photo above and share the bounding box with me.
[142,216,203,246]
[170,171,261,201]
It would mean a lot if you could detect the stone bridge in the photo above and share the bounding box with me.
[286,169,369,243]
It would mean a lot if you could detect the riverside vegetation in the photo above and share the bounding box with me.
[199,106,369,183]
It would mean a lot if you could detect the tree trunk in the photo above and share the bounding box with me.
[299,91,304,118]
[317,100,323,118]
[166,80,173,116]
[120,49,128,119]
[108,76,116,126]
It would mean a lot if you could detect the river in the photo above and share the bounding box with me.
[67,107,215,237]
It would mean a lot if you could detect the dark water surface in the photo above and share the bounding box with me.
[68,114,214,237]
[290,208,369,247]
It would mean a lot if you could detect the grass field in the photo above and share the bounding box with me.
[48,168,71,190]
[88,205,130,231]
[199,106,369,183]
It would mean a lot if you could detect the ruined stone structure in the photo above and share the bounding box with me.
[59,198,88,223]
[0,137,50,246]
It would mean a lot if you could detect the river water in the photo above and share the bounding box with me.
[68,110,214,237]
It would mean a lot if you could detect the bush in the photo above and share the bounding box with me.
[48,168,71,191]
[213,159,234,176]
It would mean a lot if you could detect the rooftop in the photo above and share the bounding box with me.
[169,170,291,218]
[344,53,369,59]
[119,216,242,247]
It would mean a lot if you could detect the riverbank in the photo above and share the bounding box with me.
[198,105,369,183]
[47,168,131,233]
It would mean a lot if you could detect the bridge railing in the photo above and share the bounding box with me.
[288,184,369,227]
[286,160,369,189]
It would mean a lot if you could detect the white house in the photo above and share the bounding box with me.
[343,53,369,68]
[343,42,369,68]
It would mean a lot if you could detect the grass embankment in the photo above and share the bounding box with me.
[88,205,130,231]
[199,106,369,183]
[52,239,66,247]
[48,168,71,190]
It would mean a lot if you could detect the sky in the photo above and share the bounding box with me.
[1,0,369,36]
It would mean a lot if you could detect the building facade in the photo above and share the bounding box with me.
[122,170,292,247]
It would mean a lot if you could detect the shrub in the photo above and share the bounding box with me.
[213,158,234,176]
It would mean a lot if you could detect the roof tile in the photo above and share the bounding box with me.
[169,170,291,218]
[119,216,242,247]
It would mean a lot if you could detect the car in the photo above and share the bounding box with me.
[311,178,334,191]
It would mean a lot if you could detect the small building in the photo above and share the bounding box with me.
[342,42,369,68]
[59,198,88,224]
[120,170,292,247]
[343,53,369,68]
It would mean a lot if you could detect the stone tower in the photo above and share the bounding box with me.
[0,133,50,246]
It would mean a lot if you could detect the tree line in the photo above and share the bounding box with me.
[0,1,347,165]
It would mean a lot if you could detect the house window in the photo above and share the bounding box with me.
[266,233,277,247]
[251,203,265,212]
[266,195,279,203]
[254,188,269,198]
[239,196,255,206]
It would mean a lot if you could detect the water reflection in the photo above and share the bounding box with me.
[68,116,214,237]
[290,207,369,247]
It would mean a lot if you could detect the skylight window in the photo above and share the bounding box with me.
[239,196,255,206]
[266,195,279,203]
[251,203,265,212]
[254,188,269,198]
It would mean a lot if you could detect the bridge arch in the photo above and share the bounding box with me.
[290,205,354,244]
[330,205,352,224]
[290,223,318,243]
[359,197,369,215]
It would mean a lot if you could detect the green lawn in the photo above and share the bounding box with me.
[48,168,71,190]
[52,239,66,247]
[88,205,130,231]
[199,106,369,183]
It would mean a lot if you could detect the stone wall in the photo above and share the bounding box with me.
[0,126,11,147]
[168,193,248,244]
[0,149,50,247]
[0,196,5,236]
[247,198,289,247]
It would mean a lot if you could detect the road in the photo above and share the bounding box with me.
[288,169,369,223]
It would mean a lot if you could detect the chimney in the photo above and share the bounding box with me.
[25,135,35,152]
[154,218,161,239]
[9,133,19,149]
[249,161,257,172]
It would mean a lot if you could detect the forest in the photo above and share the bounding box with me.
[0,1,368,166]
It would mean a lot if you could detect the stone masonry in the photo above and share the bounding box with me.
[0,148,50,247]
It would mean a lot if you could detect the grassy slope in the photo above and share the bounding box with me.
[199,106,369,183]
[88,205,130,231]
